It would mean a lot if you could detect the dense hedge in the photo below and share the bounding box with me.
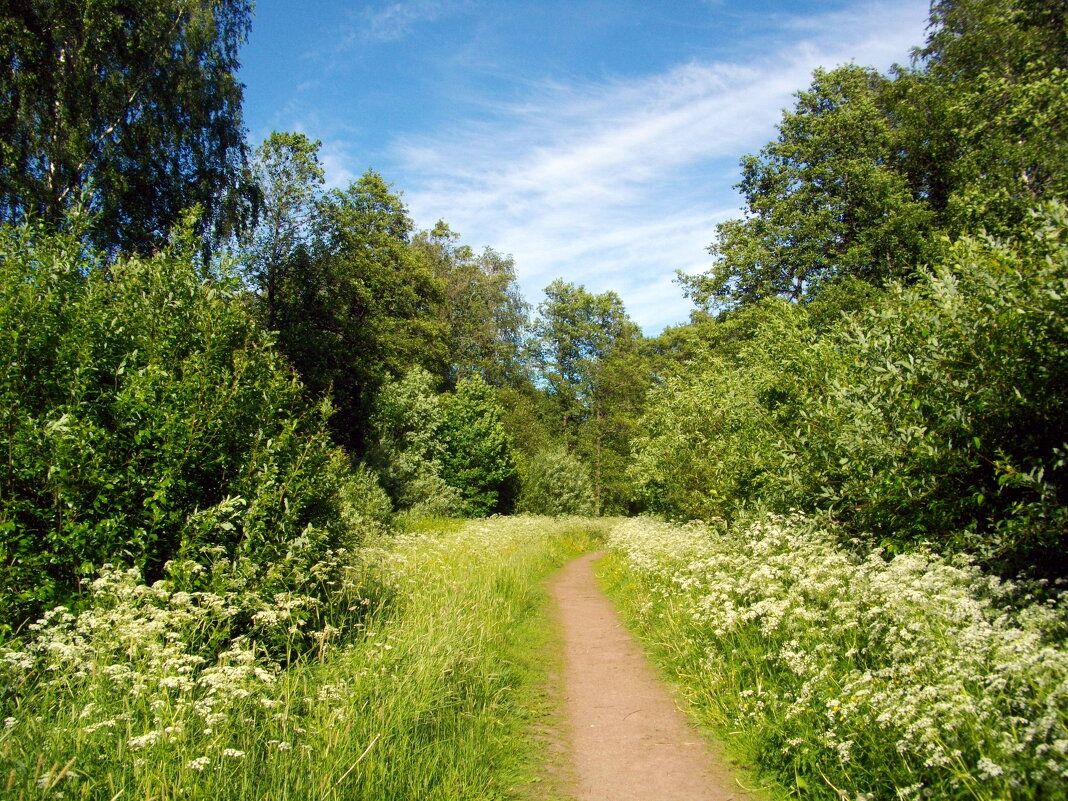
[633,205,1068,575]
[0,221,354,631]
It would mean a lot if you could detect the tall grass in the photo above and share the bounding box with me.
[0,516,600,800]
[601,514,1068,801]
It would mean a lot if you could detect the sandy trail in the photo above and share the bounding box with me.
[548,551,756,801]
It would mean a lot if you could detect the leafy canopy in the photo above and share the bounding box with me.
[0,0,253,254]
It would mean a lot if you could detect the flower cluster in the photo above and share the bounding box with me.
[0,515,599,799]
[607,514,1068,800]
[0,550,380,796]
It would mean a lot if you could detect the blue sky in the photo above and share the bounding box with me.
[238,0,931,333]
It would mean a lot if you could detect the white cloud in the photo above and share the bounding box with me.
[355,0,467,43]
[318,139,360,190]
[385,0,930,332]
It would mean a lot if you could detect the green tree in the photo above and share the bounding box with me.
[412,222,530,388]
[278,170,446,454]
[366,368,462,517]
[530,280,646,512]
[681,65,934,311]
[630,300,822,521]
[909,0,1068,238]
[0,0,253,254]
[440,375,517,516]
[246,131,324,329]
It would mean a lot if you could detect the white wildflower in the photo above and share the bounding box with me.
[127,731,160,749]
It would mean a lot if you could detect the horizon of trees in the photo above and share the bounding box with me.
[1,0,1067,630]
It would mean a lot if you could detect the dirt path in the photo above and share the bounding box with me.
[548,551,757,801]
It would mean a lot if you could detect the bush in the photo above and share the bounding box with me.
[341,463,393,529]
[366,368,464,518]
[632,204,1068,575]
[629,299,826,522]
[0,220,354,631]
[775,204,1068,573]
[516,447,595,516]
[440,375,517,516]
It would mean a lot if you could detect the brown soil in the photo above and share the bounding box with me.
[547,551,759,801]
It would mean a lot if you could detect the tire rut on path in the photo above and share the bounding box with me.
[549,551,757,801]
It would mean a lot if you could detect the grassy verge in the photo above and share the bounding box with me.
[0,516,600,800]
[599,514,1068,801]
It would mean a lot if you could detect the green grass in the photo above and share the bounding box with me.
[0,516,601,800]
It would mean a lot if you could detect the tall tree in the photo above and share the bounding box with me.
[681,65,934,311]
[246,131,324,329]
[277,170,445,454]
[411,222,530,388]
[530,280,645,512]
[908,0,1068,238]
[0,0,253,254]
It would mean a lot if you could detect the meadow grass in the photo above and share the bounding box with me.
[600,513,1068,801]
[0,516,601,800]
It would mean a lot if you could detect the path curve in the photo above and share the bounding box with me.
[549,551,755,801]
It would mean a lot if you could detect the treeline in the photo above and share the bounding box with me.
[0,0,649,631]
[238,133,649,519]
[0,0,1066,631]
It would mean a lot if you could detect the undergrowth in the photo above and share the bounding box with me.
[0,516,600,800]
[601,514,1068,801]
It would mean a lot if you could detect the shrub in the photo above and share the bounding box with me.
[366,368,464,517]
[775,203,1068,573]
[633,205,1068,574]
[0,220,353,631]
[439,375,517,516]
[516,447,595,516]
[629,299,826,522]
[340,463,393,530]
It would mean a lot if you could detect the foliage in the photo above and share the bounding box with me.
[910,0,1068,239]
[516,448,596,517]
[774,204,1068,573]
[531,279,633,430]
[263,169,446,455]
[340,464,393,528]
[530,280,647,512]
[411,222,530,388]
[439,376,518,517]
[604,514,1068,801]
[0,0,253,254]
[640,205,1068,574]
[245,131,324,330]
[682,0,1068,314]
[366,368,462,518]
[630,299,823,522]
[681,65,935,310]
[0,220,352,630]
[0,517,599,800]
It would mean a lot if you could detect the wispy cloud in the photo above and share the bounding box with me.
[354,0,467,43]
[318,139,360,190]
[376,0,929,332]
